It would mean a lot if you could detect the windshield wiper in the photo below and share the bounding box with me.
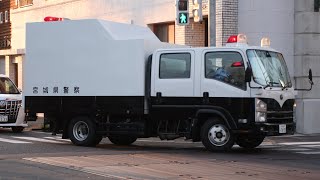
[279,79,287,90]
[263,82,280,89]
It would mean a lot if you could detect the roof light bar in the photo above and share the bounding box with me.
[226,34,248,47]
[261,37,271,47]
[44,16,64,22]
[227,35,238,43]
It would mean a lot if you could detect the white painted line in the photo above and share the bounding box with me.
[44,137,71,142]
[136,139,202,144]
[296,151,320,155]
[277,148,310,151]
[0,137,32,144]
[279,142,320,145]
[13,137,66,144]
[299,144,320,148]
[31,131,62,137]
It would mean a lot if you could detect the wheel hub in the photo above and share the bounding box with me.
[208,124,230,146]
[73,121,89,141]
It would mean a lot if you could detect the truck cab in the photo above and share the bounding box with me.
[0,74,27,132]
[149,35,296,150]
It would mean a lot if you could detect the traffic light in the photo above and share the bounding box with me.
[192,0,203,22]
[176,0,189,26]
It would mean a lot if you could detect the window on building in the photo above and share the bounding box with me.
[19,0,33,7]
[159,53,191,79]
[153,23,175,43]
[205,51,246,89]
[0,12,3,24]
[4,11,8,23]
[315,0,320,12]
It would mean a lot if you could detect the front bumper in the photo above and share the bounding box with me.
[257,122,295,136]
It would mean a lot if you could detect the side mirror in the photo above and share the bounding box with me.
[294,68,314,91]
[245,67,252,83]
[308,69,314,85]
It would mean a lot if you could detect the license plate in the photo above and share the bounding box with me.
[0,115,8,122]
[279,124,286,134]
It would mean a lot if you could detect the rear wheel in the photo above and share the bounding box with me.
[108,135,137,145]
[68,117,99,147]
[12,126,24,133]
[201,118,234,152]
[236,135,265,149]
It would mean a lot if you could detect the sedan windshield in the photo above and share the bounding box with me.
[247,50,292,88]
[0,77,20,94]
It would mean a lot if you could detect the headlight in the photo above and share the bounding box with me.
[256,112,267,122]
[256,99,267,112]
[255,99,267,122]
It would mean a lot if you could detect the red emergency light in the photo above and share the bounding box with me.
[227,35,238,43]
[44,16,64,22]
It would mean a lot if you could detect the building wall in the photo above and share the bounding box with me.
[176,19,206,47]
[294,0,320,134]
[216,0,238,47]
[0,0,12,50]
[238,0,294,77]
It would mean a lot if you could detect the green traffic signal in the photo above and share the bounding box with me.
[179,12,189,24]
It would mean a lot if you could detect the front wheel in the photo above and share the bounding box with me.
[12,126,24,133]
[201,118,234,152]
[236,135,265,149]
[108,136,137,145]
[68,117,99,147]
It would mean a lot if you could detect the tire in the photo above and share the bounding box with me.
[201,118,234,152]
[12,126,24,133]
[108,135,137,145]
[68,117,99,147]
[236,135,265,149]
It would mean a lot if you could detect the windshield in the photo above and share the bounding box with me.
[0,77,20,94]
[247,50,292,88]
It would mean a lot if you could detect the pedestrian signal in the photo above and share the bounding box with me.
[176,0,189,25]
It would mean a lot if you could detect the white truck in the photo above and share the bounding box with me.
[24,19,313,151]
[0,74,27,132]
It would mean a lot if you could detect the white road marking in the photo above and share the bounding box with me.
[277,148,311,151]
[136,139,200,144]
[296,151,320,155]
[298,144,320,148]
[43,136,71,142]
[0,137,32,144]
[13,137,66,144]
[278,142,320,145]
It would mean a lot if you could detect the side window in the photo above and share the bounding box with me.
[159,53,191,79]
[4,11,8,23]
[205,51,246,89]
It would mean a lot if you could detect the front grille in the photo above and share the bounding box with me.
[260,98,295,124]
[0,100,22,123]
[267,110,293,124]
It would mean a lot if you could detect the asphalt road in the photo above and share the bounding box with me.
[0,128,320,180]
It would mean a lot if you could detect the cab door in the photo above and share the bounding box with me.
[201,49,250,97]
[151,50,195,97]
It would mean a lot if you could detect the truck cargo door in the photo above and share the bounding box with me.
[152,51,195,97]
